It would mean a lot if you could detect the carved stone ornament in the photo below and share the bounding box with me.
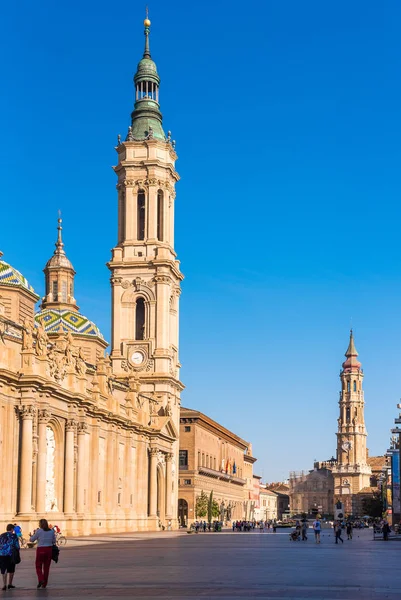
[154,275,171,285]
[77,422,88,434]
[122,280,131,289]
[22,319,34,350]
[66,419,77,432]
[38,409,51,424]
[121,359,132,373]
[35,321,49,357]
[19,405,36,420]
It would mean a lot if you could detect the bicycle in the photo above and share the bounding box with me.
[55,532,67,546]
[18,537,28,550]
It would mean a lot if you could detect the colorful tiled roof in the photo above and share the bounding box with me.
[35,308,105,340]
[0,259,38,296]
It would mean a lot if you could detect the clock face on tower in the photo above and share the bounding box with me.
[130,351,145,366]
[342,441,352,452]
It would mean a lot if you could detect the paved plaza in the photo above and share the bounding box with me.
[6,527,401,599]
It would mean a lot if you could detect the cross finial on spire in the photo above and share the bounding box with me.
[55,210,65,255]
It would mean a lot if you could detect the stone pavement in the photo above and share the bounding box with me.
[6,527,401,599]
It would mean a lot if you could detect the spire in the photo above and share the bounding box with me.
[42,214,77,310]
[55,212,66,257]
[45,213,73,270]
[342,329,361,372]
[128,13,166,142]
[345,329,358,357]
[143,8,151,59]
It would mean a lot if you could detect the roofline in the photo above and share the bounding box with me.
[180,407,251,452]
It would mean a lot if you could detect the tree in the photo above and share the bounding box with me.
[207,490,214,523]
[195,490,208,518]
[207,491,220,521]
[362,494,383,518]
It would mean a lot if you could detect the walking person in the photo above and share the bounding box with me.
[0,524,20,590]
[334,520,344,544]
[346,521,353,540]
[312,516,322,544]
[382,521,391,541]
[301,520,308,541]
[29,519,56,589]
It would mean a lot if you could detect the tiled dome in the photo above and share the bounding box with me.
[35,308,105,340]
[0,257,38,296]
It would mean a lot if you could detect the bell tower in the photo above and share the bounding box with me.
[108,15,183,409]
[333,330,371,512]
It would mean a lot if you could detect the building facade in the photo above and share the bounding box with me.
[0,16,182,535]
[289,466,334,516]
[258,487,278,521]
[178,408,256,525]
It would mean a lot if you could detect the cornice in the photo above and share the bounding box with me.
[180,407,249,451]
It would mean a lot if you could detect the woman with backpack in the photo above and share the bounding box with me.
[29,519,56,589]
[0,524,20,590]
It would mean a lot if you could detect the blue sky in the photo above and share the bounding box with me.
[2,0,401,481]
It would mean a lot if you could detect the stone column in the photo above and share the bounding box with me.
[36,409,50,514]
[165,452,173,518]
[155,276,170,350]
[147,185,157,241]
[149,448,158,517]
[18,405,35,514]
[64,419,76,514]
[76,423,87,514]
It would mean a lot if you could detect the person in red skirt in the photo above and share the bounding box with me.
[29,519,56,589]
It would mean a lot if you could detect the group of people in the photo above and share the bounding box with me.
[232,520,277,532]
[191,521,222,532]
[0,520,57,590]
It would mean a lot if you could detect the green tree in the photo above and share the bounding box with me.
[195,490,208,518]
[211,498,220,519]
[207,491,221,521]
[208,491,214,522]
[362,494,383,518]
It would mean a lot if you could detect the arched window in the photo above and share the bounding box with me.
[353,381,357,392]
[157,190,164,241]
[135,297,145,340]
[347,381,350,392]
[346,407,351,423]
[137,190,146,240]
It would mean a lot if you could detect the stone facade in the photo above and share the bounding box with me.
[0,17,181,535]
[178,408,256,525]
[289,466,334,516]
[258,487,278,521]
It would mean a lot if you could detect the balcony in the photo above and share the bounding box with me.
[198,465,246,485]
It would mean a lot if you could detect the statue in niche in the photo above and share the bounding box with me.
[64,331,75,367]
[22,318,33,350]
[36,321,49,357]
[76,348,86,376]
[165,401,172,417]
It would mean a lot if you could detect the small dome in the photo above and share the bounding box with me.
[45,253,74,270]
[134,58,159,84]
[35,308,105,341]
[0,257,38,296]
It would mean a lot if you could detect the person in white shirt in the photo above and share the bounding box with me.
[312,518,322,544]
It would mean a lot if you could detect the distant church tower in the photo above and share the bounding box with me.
[332,331,371,513]
[108,14,183,514]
